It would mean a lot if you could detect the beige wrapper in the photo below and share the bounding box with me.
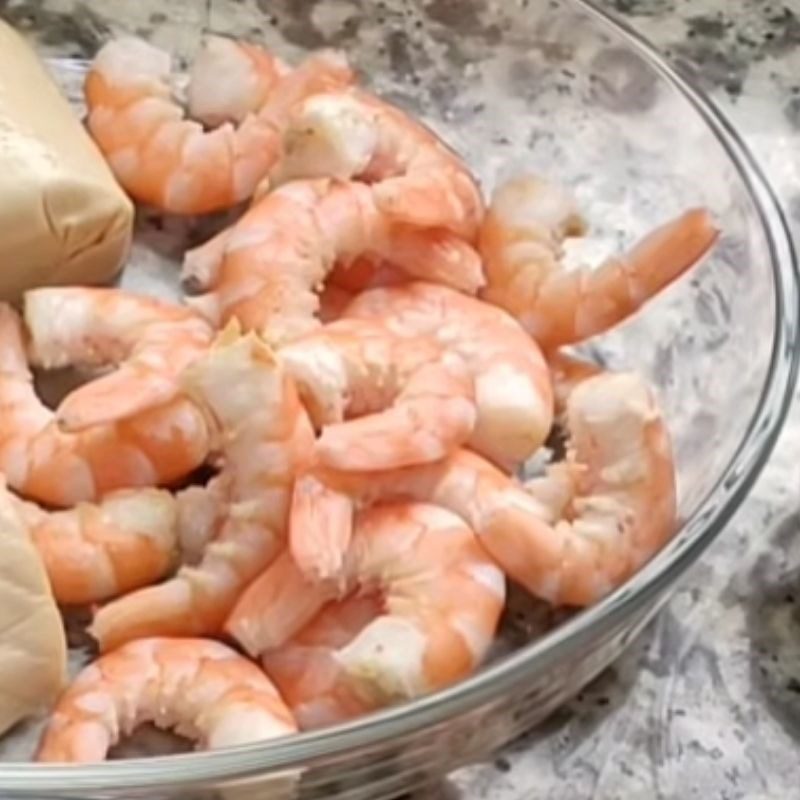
[0,20,133,301]
[0,481,66,736]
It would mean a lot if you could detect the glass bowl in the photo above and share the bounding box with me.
[2,0,797,797]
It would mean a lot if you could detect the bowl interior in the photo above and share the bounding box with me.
[1,0,795,795]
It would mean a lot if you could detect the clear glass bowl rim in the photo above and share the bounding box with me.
[5,0,798,792]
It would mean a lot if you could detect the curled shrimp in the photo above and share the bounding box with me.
[0,305,209,507]
[479,174,720,350]
[272,87,485,240]
[261,594,381,730]
[14,487,177,606]
[85,36,353,214]
[37,637,297,762]
[342,282,553,470]
[280,317,476,472]
[25,288,214,431]
[289,365,676,607]
[227,503,505,710]
[186,179,484,346]
[89,327,315,652]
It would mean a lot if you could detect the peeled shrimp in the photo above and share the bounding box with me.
[25,287,214,431]
[262,594,383,730]
[280,317,476,472]
[37,637,297,762]
[90,328,315,652]
[227,503,505,710]
[186,179,484,346]
[14,488,177,606]
[85,36,353,214]
[272,87,485,240]
[0,305,209,507]
[290,368,676,607]
[186,35,289,128]
[479,175,720,350]
[342,282,553,470]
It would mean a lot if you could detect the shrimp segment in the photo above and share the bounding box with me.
[479,175,720,349]
[262,594,383,730]
[16,489,177,606]
[90,328,315,652]
[85,37,353,214]
[281,318,476,472]
[186,35,289,128]
[273,88,485,239]
[25,288,214,431]
[343,282,553,470]
[37,638,297,762]
[188,180,484,346]
[291,369,676,607]
[0,305,209,507]
[227,503,505,709]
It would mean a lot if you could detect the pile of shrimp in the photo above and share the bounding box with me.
[12,33,718,761]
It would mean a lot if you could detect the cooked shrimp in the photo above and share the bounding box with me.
[262,594,383,730]
[25,288,214,431]
[14,488,177,606]
[343,282,553,470]
[290,368,676,607]
[186,35,289,127]
[90,328,315,652]
[182,212,480,299]
[281,318,475,472]
[272,88,485,240]
[187,180,484,345]
[227,503,505,711]
[479,175,720,349]
[37,637,297,762]
[0,305,209,507]
[85,36,353,214]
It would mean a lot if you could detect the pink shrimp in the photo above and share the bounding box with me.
[227,503,505,711]
[289,366,676,607]
[280,317,475,472]
[272,87,485,240]
[89,328,315,652]
[37,638,297,762]
[186,35,289,128]
[342,282,553,470]
[14,488,178,606]
[85,36,353,214]
[186,179,484,346]
[24,287,214,431]
[261,594,383,730]
[479,174,720,349]
[0,305,209,507]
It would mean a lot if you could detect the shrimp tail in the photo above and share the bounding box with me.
[55,368,180,432]
[374,171,483,240]
[532,208,720,349]
[89,571,224,652]
[225,551,334,657]
[181,226,234,293]
[289,473,355,584]
[383,227,486,294]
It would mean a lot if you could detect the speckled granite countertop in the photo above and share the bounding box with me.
[443,3,800,798]
[2,0,799,797]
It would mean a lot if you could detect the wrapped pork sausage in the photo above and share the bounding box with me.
[0,482,66,736]
[0,20,133,300]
